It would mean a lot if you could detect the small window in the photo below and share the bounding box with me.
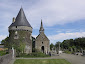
[14,35,18,39]
[42,42,43,44]
[16,26,17,28]
[14,31,18,39]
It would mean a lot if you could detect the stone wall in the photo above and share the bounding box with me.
[9,26,32,32]
[35,32,50,54]
[0,53,12,64]
[35,41,50,54]
[0,50,15,64]
[9,30,32,54]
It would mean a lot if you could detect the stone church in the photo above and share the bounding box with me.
[8,8,50,54]
[35,20,50,54]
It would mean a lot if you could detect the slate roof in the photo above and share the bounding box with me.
[9,8,32,27]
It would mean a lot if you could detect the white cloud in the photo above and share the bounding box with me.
[1,0,85,44]
[26,0,85,28]
[48,32,85,44]
[56,29,82,33]
[0,35,7,41]
[1,0,85,29]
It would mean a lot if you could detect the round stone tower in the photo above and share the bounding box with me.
[8,8,32,54]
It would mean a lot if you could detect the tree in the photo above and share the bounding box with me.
[1,37,10,48]
[50,43,54,50]
[60,37,85,53]
[55,41,61,50]
[61,40,70,49]
[13,42,25,56]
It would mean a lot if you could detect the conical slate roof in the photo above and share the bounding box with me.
[9,8,32,27]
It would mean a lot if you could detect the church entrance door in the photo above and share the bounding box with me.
[41,46,44,53]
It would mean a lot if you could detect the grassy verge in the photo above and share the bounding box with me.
[14,59,71,64]
[17,52,50,58]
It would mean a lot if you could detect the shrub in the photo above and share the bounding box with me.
[64,50,72,54]
[0,51,7,56]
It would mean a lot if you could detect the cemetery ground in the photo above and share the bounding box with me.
[11,53,85,64]
[14,59,71,64]
[60,53,85,64]
[13,54,69,64]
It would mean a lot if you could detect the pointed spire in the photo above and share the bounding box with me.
[39,19,44,33]
[41,19,43,27]
[9,7,32,27]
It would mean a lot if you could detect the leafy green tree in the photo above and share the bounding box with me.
[1,37,10,48]
[62,40,70,49]
[13,42,25,56]
[55,42,61,49]
[61,37,85,53]
[50,43,54,50]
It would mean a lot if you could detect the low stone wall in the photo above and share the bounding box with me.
[0,53,12,64]
[0,49,16,64]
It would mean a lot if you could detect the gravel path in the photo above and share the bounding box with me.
[60,53,85,64]
[9,56,62,64]
[16,56,62,59]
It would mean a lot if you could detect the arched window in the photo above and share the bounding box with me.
[14,31,18,39]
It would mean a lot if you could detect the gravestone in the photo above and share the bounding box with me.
[12,47,15,59]
[83,50,85,56]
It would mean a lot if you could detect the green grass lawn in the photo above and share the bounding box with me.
[14,59,71,64]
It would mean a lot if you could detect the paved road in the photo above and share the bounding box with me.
[60,53,85,64]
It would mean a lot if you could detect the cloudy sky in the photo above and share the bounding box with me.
[0,0,85,44]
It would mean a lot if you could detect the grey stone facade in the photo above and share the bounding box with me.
[35,21,50,54]
[9,30,32,54]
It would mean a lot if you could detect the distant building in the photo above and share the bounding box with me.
[0,45,4,48]
[8,8,50,54]
[35,20,50,54]
[0,45,4,51]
